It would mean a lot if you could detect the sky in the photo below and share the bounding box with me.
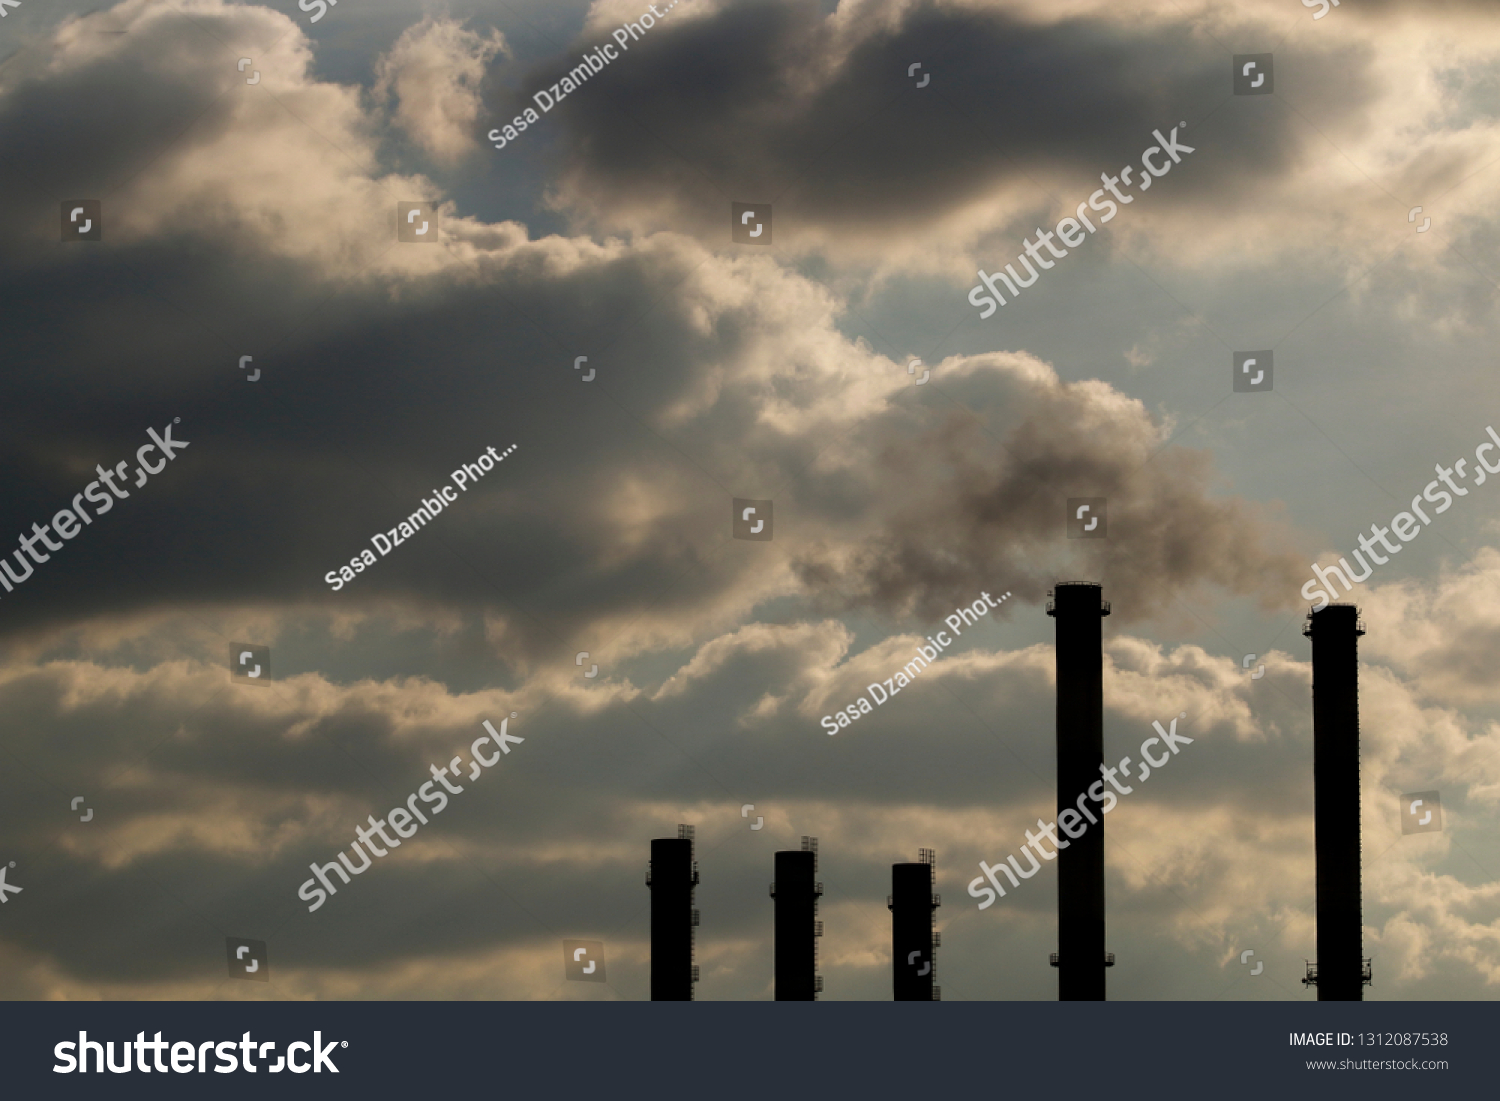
[1,0,1499,1002]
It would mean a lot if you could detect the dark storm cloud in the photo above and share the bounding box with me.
[0,0,1359,666]
[520,0,1378,243]
[0,0,803,660]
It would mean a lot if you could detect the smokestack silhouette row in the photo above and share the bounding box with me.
[647,833,941,1000]
[644,582,1367,1001]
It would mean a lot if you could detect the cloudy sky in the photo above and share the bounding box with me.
[2,0,1499,1002]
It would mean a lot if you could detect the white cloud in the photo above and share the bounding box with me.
[375,17,508,167]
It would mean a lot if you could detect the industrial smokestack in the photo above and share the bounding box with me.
[771,837,822,1000]
[647,824,699,1000]
[889,848,940,1001]
[1047,581,1110,1000]
[1303,603,1369,1000]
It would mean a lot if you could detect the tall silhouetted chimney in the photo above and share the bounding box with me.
[889,848,940,1000]
[1047,582,1111,1000]
[647,824,699,1000]
[1303,603,1369,1000]
[771,837,822,1000]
